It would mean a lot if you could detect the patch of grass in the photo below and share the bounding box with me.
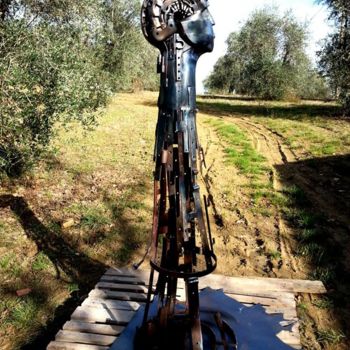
[281,184,338,286]
[225,145,267,175]
[297,302,308,312]
[205,119,268,177]
[67,283,79,293]
[310,141,341,156]
[310,267,336,284]
[80,211,110,230]
[297,243,325,263]
[252,190,288,209]
[66,203,111,231]
[8,297,41,329]
[312,297,334,310]
[0,252,24,277]
[0,253,15,270]
[283,185,308,206]
[253,207,274,217]
[297,228,322,243]
[32,252,51,272]
[316,329,346,345]
[126,200,147,210]
[283,208,321,230]
[269,250,282,260]
[198,96,349,157]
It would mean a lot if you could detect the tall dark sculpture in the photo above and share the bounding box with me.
[140,1,217,349]
[112,3,298,349]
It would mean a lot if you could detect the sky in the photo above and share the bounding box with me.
[196,0,333,93]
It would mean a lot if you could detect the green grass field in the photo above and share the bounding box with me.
[1,92,349,349]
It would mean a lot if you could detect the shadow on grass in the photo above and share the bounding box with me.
[140,98,345,121]
[275,154,350,341]
[102,182,151,266]
[197,100,345,120]
[0,185,151,349]
[198,94,259,102]
[0,194,107,349]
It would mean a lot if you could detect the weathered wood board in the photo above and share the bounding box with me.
[47,267,327,350]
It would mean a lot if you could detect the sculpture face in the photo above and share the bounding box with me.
[179,7,215,53]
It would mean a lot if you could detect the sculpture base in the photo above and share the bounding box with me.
[111,288,294,350]
[47,267,327,349]
[135,317,219,350]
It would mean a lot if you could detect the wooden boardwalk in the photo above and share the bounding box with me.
[47,267,327,350]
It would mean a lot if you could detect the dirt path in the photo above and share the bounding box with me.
[198,116,299,280]
[232,117,304,277]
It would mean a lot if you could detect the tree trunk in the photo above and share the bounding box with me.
[0,0,12,21]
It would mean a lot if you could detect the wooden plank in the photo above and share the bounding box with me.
[211,289,296,301]
[96,282,148,294]
[104,268,142,278]
[179,290,296,307]
[82,298,142,311]
[225,293,296,307]
[175,288,296,309]
[198,274,327,294]
[47,342,108,350]
[71,306,135,325]
[56,330,116,346]
[89,289,147,302]
[100,276,146,285]
[111,267,326,294]
[277,330,302,349]
[63,321,124,336]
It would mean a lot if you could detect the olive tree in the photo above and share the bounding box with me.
[205,7,329,100]
[0,0,157,177]
[318,0,350,113]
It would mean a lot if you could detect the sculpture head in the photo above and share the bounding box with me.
[179,6,215,53]
[141,0,215,53]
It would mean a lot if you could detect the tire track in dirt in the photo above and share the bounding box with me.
[198,123,256,275]
[231,116,350,277]
[232,117,303,278]
[234,118,350,233]
[198,118,287,277]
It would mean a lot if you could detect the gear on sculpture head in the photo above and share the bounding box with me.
[141,0,214,52]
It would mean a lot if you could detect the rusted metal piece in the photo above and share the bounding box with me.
[138,1,217,348]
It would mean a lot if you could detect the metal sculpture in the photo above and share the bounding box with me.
[112,3,298,349]
[139,1,217,349]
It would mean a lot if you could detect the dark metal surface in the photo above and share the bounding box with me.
[111,289,295,350]
[141,0,216,350]
[137,1,217,349]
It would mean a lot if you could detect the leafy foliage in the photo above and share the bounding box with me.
[0,0,158,177]
[205,7,329,100]
[318,0,350,114]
